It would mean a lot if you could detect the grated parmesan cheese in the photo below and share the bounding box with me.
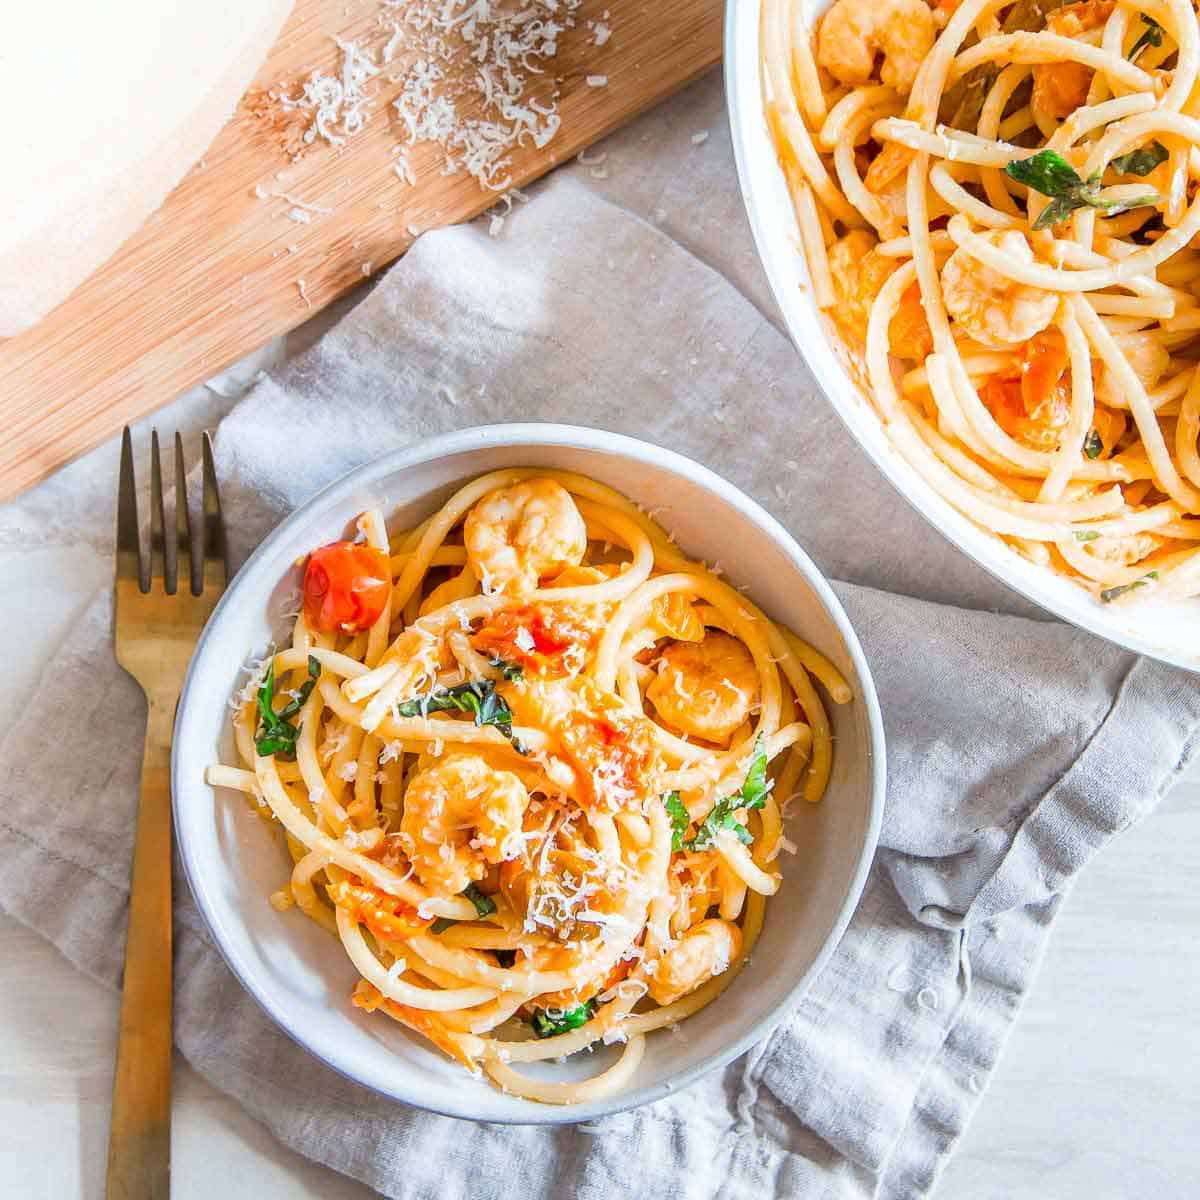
[272,1,589,193]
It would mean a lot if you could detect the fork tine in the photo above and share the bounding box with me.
[201,432,228,593]
[176,432,197,595]
[149,430,176,593]
[116,427,146,592]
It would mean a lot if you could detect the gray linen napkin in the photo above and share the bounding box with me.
[2,92,1198,1199]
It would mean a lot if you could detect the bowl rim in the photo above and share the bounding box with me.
[172,421,887,1125]
[724,0,1199,674]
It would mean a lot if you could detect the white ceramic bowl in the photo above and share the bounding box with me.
[725,1,1200,672]
[172,424,885,1124]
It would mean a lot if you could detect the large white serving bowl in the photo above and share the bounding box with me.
[172,423,885,1124]
[725,1,1199,672]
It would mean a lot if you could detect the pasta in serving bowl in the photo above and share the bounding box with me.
[173,425,884,1123]
[727,0,1200,667]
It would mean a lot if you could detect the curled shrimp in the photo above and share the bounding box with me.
[646,918,742,1006]
[400,754,530,894]
[1096,331,1169,411]
[645,630,759,744]
[829,231,932,360]
[816,0,935,91]
[464,478,588,595]
[941,231,1059,348]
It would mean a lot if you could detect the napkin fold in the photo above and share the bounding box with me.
[2,84,1198,1199]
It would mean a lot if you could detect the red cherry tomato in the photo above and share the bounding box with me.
[302,541,391,633]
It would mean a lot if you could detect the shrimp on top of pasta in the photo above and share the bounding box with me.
[206,470,852,1104]
[762,0,1200,615]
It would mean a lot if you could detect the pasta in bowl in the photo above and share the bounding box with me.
[173,426,884,1122]
[727,0,1200,665]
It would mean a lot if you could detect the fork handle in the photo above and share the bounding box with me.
[106,697,175,1200]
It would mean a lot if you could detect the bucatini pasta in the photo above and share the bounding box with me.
[762,0,1200,613]
[206,470,850,1104]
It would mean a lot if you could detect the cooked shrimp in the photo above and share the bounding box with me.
[829,232,933,359]
[464,478,588,595]
[816,0,935,91]
[942,231,1059,348]
[645,630,759,744]
[864,142,915,195]
[646,918,742,1006]
[1032,1,1115,119]
[1096,332,1169,410]
[400,754,530,894]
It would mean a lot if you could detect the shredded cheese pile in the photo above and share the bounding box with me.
[275,0,587,191]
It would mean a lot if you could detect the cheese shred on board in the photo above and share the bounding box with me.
[274,0,589,191]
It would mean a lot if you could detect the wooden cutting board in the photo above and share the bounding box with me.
[0,0,723,501]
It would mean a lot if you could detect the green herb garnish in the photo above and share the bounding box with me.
[1083,429,1105,459]
[1128,14,1163,61]
[430,884,496,930]
[254,655,321,759]
[683,737,770,852]
[1004,150,1160,230]
[1100,571,1159,603]
[1112,141,1169,177]
[1073,530,1101,542]
[531,1000,596,1038]
[463,883,497,918]
[396,678,527,753]
[489,656,525,682]
[663,792,690,852]
[494,949,517,968]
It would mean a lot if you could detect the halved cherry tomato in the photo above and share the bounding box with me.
[302,541,390,633]
[983,331,1072,452]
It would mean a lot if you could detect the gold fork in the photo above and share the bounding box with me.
[108,428,227,1200]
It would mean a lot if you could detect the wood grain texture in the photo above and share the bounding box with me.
[0,0,723,501]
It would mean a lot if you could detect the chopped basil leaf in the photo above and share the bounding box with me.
[1073,530,1101,542]
[1083,429,1104,459]
[663,792,690,852]
[1111,141,1168,177]
[463,883,497,918]
[430,917,457,935]
[396,678,527,753]
[1005,149,1083,198]
[683,737,769,851]
[1100,571,1159,603]
[254,655,321,760]
[494,949,518,968]
[489,656,525,682]
[1128,15,1163,61]
[531,1000,596,1038]
[1005,150,1160,230]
